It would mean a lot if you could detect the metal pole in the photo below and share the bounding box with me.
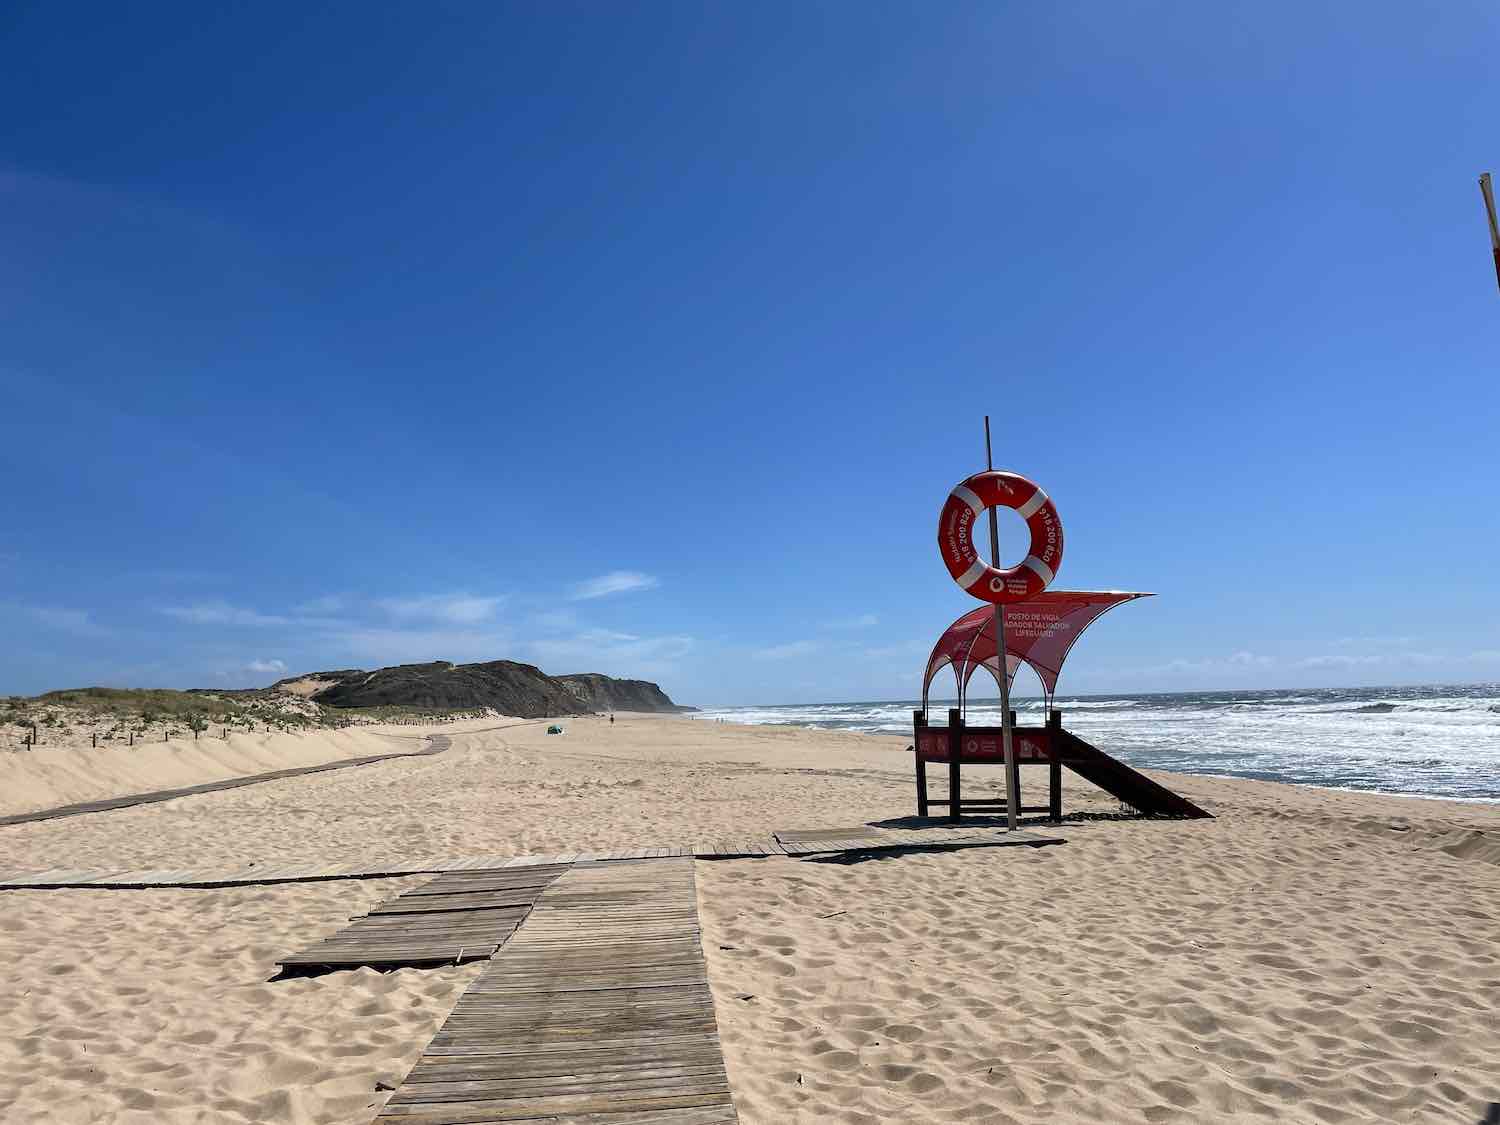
[1481,173,1500,294]
[984,416,1020,830]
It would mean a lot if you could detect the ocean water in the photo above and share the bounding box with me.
[691,683,1500,802]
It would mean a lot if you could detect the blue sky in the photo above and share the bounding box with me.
[3,3,1497,706]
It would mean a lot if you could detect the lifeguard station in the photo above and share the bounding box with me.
[921,422,1210,824]
[914,594,1210,820]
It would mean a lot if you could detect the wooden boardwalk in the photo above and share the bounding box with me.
[0,734,454,828]
[774,826,888,855]
[377,857,737,1124]
[0,827,1064,890]
[278,864,569,972]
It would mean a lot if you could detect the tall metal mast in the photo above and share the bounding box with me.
[984,416,1020,830]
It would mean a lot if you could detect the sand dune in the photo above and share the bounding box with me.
[0,714,1496,1123]
[0,716,517,819]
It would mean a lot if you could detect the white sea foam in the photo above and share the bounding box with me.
[692,684,1500,801]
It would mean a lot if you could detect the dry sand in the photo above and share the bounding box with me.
[0,714,1497,1123]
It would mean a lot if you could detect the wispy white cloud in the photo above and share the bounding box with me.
[1328,635,1416,649]
[1294,636,1485,671]
[526,631,693,676]
[378,593,506,624]
[570,571,659,601]
[211,657,290,686]
[21,605,104,636]
[531,608,580,632]
[751,639,820,661]
[1294,653,1391,669]
[1119,642,1498,682]
[1225,650,1272,667]
[334,626,514,666]
[162,602,294,627]
[1297,649,1448,670]
[857,639,929,663]
[1123,650,1274,677]
[824,613,879,630]
[130,568,225,584]
[295,594,348,615]
[573,628,642,645]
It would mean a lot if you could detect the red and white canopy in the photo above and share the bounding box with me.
[922,590,1152,710]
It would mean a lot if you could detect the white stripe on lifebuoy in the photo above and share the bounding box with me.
[956,557,989,590]
[950,484,984,519]
[1023,555,1054,585]
[1015,488,1049,520]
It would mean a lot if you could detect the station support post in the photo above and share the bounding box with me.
[1048,708,1063,822]
[947,707,962,822]
[913,709,928,817]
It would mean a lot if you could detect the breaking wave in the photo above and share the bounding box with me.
[692,683,1500,802]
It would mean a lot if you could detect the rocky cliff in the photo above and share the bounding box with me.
[271,660,687,718]
[554,673,693,714]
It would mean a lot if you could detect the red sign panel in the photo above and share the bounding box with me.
[916,727,1053,763]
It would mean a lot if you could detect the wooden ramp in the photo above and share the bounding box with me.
[0,734,453,828]
[1054,730,1213,819]
[377,857,738,1124]
[278,864,569,972]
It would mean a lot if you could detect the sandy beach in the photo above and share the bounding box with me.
[1,713,1497,1124]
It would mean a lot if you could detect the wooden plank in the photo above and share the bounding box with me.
[387,1076,731,1104]
[382,1109,737,1125]
[277,865,566,972]
[375,858,737,1124]
[409,870,566,891]
[371,894,539,915]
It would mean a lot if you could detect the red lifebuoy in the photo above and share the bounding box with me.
[937,471,1063,603]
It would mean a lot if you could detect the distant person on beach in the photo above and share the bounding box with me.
[609,713,614,725]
